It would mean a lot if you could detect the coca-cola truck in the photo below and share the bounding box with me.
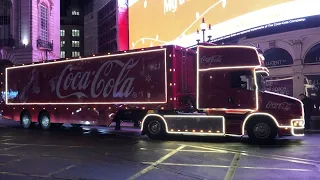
[0,44,305,142]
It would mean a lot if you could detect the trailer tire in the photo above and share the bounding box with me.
[145,118,166,140]
[20,111,33,129]
[247,118,277,143]
[39,112,51,130]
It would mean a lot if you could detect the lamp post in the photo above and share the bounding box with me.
[200,18,207,42]
[196,29,201,44]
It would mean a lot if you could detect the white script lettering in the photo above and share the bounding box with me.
[266,101,291,111]
[164,0,185,14]
[55,59,139,99]
[201,55,223,64]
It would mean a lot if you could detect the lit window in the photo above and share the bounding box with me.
[72,10,80,16]
[61,51,65,58]
[72,29,80,37]
[72,41,80,47]
[61,41,65,47]
[39,4,48,41]
[60,30,65,36]
[72,51,80,57]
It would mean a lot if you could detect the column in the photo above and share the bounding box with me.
[291,39,304,98]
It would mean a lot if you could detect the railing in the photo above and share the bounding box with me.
[37,39,53,51]
[0,38,15,47]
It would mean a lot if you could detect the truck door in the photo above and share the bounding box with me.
[198,69,257,110]
[228,69,256,110]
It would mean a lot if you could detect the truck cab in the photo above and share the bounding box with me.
[197,44,304,140]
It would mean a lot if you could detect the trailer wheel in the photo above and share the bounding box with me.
[39,112,51,130]
[247,119,277,143]
[145,118,166,140]
[20,111,33,129]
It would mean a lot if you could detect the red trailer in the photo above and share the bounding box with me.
[0,44,305,142]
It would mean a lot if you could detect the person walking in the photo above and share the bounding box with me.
[299,93,314,131]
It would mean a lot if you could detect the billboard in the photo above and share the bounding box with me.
[128,0,320,49]
[265,77,293,97]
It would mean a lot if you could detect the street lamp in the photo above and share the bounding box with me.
[207,24,213,42]
[196,29,201,44]
[200,18,207,42]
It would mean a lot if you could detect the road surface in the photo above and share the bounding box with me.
[0,119,319,180]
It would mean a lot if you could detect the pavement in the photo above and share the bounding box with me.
[0,119,319,180]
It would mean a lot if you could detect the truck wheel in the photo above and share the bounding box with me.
[39,112,51,130]
[20,111,33,129]
[247,119,277,143]
[145,118,166,140]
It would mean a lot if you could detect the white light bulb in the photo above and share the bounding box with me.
[22,38,28,45]
[144,0,147,8]
[196,12,200,19]
[222,0,227,8]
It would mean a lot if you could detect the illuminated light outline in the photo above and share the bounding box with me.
[241,112,305,137]
[163,115,226,135]
[140,114,226,136]
[256,70,269,76]
[196,45,261,112]
[5,49,168,105]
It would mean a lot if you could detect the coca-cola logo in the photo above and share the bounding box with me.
[266,101,291,111]
[53,59,139,99]
[200,55,223,65]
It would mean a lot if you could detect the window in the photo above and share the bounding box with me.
[61,41,65,47]
[39,4,49,41]
[61,51,65,58]
[72,51,80,57]
[72,29,80,37]
[230,70,254,91]
[72,10,80,16]
[72,41,80,47]
[60,30,65,36]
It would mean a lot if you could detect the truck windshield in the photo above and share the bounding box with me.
[256,73,266,92]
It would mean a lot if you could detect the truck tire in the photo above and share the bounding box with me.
[145,118,166,140]
[247,119,277,143]
[39,112,51,130]
[20,111,33,129]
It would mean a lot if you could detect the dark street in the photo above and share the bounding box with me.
[0,119,319,180]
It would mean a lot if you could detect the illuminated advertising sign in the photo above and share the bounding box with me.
[305,75,320,116]
[265,77,293,97]
[129,0,320,49]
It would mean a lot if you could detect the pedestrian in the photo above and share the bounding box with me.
[299,93,314,131]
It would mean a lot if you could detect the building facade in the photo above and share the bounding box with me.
[0,0,60,65]
[60,0,84,59]
[239,27,320,122]
[83,0,128,56]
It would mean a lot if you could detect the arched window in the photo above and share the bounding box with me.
[39,3,49,42]
[263,48,293,68]
[305,43,320,64]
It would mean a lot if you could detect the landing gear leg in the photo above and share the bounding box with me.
[115,118,121,130]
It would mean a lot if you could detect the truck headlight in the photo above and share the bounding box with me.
[292,120,304,127]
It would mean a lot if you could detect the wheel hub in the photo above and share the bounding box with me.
[41,116,50,127]
[22,115,30,126]
[253,122,270,139]
[148,121,161,134]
